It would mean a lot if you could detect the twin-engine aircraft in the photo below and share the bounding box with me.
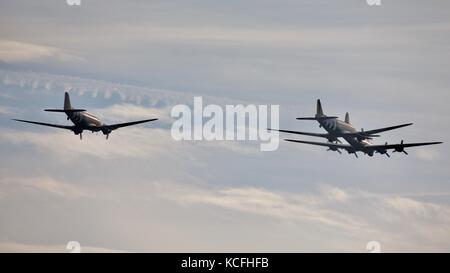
[13,92,158,140]
[270,100,442,157]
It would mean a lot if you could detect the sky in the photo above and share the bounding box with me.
[0,0,450,252]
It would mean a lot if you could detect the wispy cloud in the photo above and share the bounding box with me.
[0,40,82,64]
[93,103,172,125]
[0,128,170,160]
[0,175,89,200]
[154,182,450,251]
[414,149,440,161]
[0,242,124,253]
[0,105,16,115]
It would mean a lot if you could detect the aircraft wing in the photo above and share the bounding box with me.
[284,139,356,153]
[106,118,158,130]
[361,123,413,135]
[366,141,442,152]
[268,129,331,138]
[271,128,378,140]
[12,119,75,130]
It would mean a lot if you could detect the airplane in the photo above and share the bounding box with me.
[13,92,158,140]
[269,99,442,157]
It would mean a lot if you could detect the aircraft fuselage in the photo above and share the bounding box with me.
[67,111,103,133]
[318,117,375,156]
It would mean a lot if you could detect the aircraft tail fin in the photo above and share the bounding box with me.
[44,92,85,113]
[64,92,72,110]
[345,112,350,123]
[316,99,324,116]
[297,99,337,120]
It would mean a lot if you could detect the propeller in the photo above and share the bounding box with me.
[327,148,342,154]
[393,140,408,155]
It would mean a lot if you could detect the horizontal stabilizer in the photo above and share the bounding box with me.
[44,109,86,113]
[296,116,338,120]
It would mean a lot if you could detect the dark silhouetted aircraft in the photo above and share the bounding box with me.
[270,99,442,157]
[13,92,158,140]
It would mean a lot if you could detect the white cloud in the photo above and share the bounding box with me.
[415,149,440,161]
[158,184,366,231]
[0,127,171,160]
[94,103,172,124]
[0,40,82,64]
[154,182,450,251]
[0,105,16,115]
[0,242,123,253]
[319,185,349,203]
[0,125,259,162]
[0,175,89,200]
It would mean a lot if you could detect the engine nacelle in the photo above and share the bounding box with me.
[102,128,112,135]
[327,137,338,143]
[102,128,112,139]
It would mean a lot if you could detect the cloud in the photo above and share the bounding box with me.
[0,105,16,115]
[0,175,89,200]
[0,40,82,64]
[0,127,171,160]
[319,185,349,203]
[157,183,365,231]
[415,149,440,161]
[0,125,260,162]
[0,242,123,253]
[0,69,196,105]
[154,182,450,251]
[93,103,172,125]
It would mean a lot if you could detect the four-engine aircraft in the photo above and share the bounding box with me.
[13,92,158,140]
[269,99,442,157]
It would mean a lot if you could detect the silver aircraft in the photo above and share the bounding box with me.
[13,92,158,140]
[270,99,442,157]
